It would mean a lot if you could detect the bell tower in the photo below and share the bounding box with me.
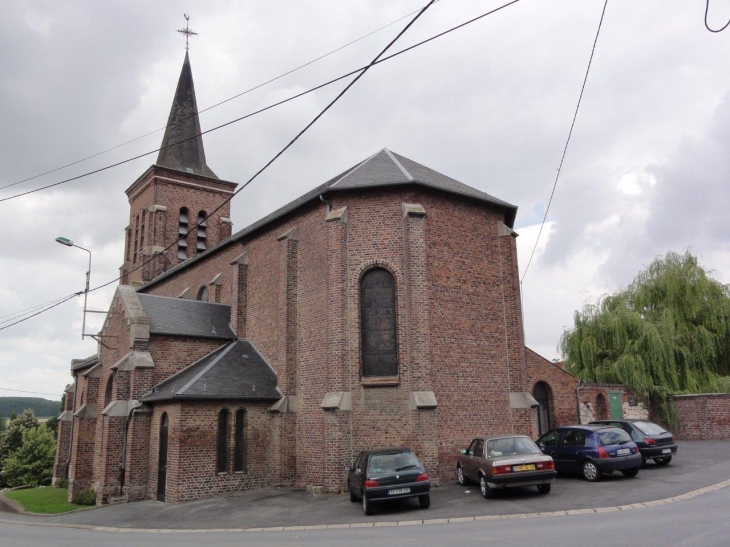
[120,50,236,285]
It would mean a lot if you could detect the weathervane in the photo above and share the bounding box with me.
[177,14,198,51]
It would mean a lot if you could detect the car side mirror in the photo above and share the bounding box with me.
[460,449,467,454]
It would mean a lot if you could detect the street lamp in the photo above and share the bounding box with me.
[56,236,92,340]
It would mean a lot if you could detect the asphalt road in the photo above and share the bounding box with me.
[1,440,728,532]
[3,485,730,547]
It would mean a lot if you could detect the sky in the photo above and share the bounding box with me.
[1,0,729,401]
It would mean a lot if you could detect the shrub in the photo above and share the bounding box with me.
[2,426,55,487]
[57,478,69,489]
[71,489,96,506]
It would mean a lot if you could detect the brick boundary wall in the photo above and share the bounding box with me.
[664,394,730,440]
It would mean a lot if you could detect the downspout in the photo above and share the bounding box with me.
[319,194,331,214]
[64,371,79,472]
[576,379,586,424]
[119,401,143,492]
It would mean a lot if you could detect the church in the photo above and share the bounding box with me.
[53,52,582,504]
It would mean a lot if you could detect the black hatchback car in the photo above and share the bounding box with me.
[347,447,430,515]
[536,425,642,481]
[590,419,678,466]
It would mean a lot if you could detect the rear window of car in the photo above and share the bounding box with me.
[597,428,631,446]
[632,421,666,436]
[368,452,420,473]
[487,436,541,457]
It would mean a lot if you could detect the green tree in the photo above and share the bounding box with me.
[2,426,56,487]
[0,409,40,486]
[561,251,730,420]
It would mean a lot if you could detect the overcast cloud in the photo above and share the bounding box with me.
[1,0,729,400]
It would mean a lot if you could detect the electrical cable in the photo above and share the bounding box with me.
[520,0,608,283]
[705,0,730,32]
[0,387,63,397]
[0,294,78,322]
[0,0,524,330]
[0,293,79,332]
[0,2,442,193]
[0,0,521,204]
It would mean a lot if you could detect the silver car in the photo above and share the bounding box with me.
[457,434,557,498]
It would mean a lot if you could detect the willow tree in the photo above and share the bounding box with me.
[561,251,730,421]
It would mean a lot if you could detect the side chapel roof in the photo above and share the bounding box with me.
[136,293,236,339]
[141,340,281,402]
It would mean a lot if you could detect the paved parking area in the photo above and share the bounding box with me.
[2,440,729,530]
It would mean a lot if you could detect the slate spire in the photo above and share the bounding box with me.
[156,52,217,178]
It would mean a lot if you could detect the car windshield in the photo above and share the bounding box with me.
[487,437,541,457]
[632,421,667,436]
[368,452,420,473]
[597,428,631,446]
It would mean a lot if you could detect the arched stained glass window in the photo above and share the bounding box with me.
[217,409,229,473]
[234,409,245,472]
[360,268,397,377]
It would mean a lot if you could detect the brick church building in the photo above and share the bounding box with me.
[53,53,579,504]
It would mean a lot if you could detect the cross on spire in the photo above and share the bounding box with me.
[177,14,198,51]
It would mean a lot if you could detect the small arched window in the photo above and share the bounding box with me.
[178,208,189,260]
[234,409,246,472]
[104,374,115,407]
[217,409,229,473]
[196,286,208,302]
[196,211,208,254]
[360,268,397,377]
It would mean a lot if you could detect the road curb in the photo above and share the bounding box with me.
[2,478,729,534]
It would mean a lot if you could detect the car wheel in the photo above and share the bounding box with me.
[457,465,469,486]
[480,475,494,499]
[582,460,603,482]
[349,482,358,502]
[419,494,431,509]
[537,483,551,494]
[362,493,373,516]
[655,455,672,466]
[621,468,639,478]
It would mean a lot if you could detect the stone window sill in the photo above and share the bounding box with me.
[361,376,399,387]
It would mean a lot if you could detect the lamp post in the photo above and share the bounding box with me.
[56,236,92,340]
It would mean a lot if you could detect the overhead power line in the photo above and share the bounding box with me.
[0,293,79,332]
[0,0,525,332]
[0,294,78,323]
[0,387,63,397]
[520,0,609,283]
[705,0,730,32]
[0,0,522,204]
[0,2,442,193]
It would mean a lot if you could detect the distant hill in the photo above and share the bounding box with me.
[0,397,62,418]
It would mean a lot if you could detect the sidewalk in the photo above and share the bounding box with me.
[2,440,729,531]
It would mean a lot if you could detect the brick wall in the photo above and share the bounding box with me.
[525,348,579,429]
[664,394,730,440]
[578,385,648,423]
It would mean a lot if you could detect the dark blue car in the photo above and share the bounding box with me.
[536,425,641,482]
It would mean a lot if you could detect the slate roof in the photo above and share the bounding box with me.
[71,354,100,372]
[155,52,217,178]
[136,293,236,339]
[141,340,281,402]
[143,148,517,290]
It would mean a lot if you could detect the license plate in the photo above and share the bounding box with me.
[617,448,631,455]
[388,487,410,495]
[513,464,536,472]
[662,448,671,454]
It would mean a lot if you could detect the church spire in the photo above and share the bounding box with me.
[156,52,218,178]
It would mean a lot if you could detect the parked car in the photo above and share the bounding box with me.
[456,435,556,499]
[536,425,641,482]
[347,447,430,515]
[590,419,677,466]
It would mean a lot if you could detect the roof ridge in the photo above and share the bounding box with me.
[177,341,237,395]
[383,148,413,181]
[327,149,382,188]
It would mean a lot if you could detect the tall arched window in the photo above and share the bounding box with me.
[196,211,207,254]
[360,268,397,377]
[217,409,229,473]
[533,382,552,434]
[178,208,189,260]
[234,409,246,472]
[196,286,208,302]
[104,374,115,407]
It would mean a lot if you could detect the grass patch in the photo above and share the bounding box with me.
[5,487,90,514]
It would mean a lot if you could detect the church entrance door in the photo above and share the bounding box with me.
[157,413,169,502]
